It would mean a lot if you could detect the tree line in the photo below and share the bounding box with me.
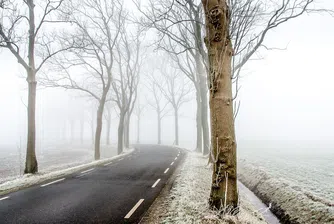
[0,0,330,215]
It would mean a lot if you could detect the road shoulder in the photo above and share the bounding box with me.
[140,151,267,224]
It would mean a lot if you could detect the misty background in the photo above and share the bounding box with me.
[1,1,334,155]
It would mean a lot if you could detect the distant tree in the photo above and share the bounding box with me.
[133,97,145,144]
[145,71,170,145]
[40,0,125,160]
[157,62,193,146]
[135,0,210,155]
[112,27,142,154]
[0,0,74,173]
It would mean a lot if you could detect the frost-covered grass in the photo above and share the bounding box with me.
[0,143,118,184]
[141,152,267,224]
[0,147,134,196]
[238,148,334,224]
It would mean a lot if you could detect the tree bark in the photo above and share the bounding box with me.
[202,0,238,211]
[124,113,130,148]
[24,0,38,174]
[95,97,106,160]
[174,107,179,145]
[200,76,210,155]
[196,93,203,152]
[117,113,125,155]
[25,73,38,173]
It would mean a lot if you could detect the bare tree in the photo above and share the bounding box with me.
[157,62,193,146]
[0,0,75,173]
[104,102,113,145]
[112,26,142,154]
[134,0,210,154]
[202,0,332,212]
[133,97,145,144]
[145,71,170,145]
[40,0,124,160]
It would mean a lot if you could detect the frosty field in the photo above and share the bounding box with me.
[238,144,334,223]
[0,143,117,184]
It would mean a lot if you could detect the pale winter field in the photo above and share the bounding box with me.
[238,144,334,223]
[0,143,118,184]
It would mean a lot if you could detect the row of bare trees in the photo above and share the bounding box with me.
[1,0,329,216]
[135,0,330,212]
[0,0,144,173]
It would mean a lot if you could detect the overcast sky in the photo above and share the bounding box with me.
[0,1,333,151]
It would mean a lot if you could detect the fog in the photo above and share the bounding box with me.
[1,3,334,152]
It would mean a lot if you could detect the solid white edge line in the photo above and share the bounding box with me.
[41,178,65,187]
[0,196,9,201]
[124,199,144,219]
[104,162,113,166]
[151,179,161,188]
[164,168,169,174]
[81,168,95,174]
[171,162,174,166]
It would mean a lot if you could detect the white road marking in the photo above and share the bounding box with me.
[0,196,9,201]
[77,172,92,178]
[170,162,174,166]
[81,168,95,174]
[164,168,169,174]
[124,199,144,219]
[104,162,113,166]
[174,157,178,160]
[151,179,161,188]
[41,178,65,187]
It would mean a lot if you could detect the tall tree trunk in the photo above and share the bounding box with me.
[95,98,106,160]
[202,0,238,211]
[91,107,95,146]
[157,110,161,144]
[117,113,125,154]
[24,0,38,174]
[124,113,130,148]
[106,112,111,145]
[174,107,179,145]
[136,113,140,144]
[195,91,202,152]
[200,76,210,155]
[25,71,38,173]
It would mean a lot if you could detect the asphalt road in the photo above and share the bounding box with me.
[0,145,184,224]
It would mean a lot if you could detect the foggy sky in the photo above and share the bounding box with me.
[0,1,333,151]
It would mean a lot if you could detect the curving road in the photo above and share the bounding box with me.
[0,145,184,224]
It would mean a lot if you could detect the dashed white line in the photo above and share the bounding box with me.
[170,162,174,166]
[0,196,9,201]
[81,168,95,174]
[151,179,161,188]
[41,178,65,187]
[164,168,170,174]
[124,199,144,219]
[174,157,178,160]
[104,162,113,166]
